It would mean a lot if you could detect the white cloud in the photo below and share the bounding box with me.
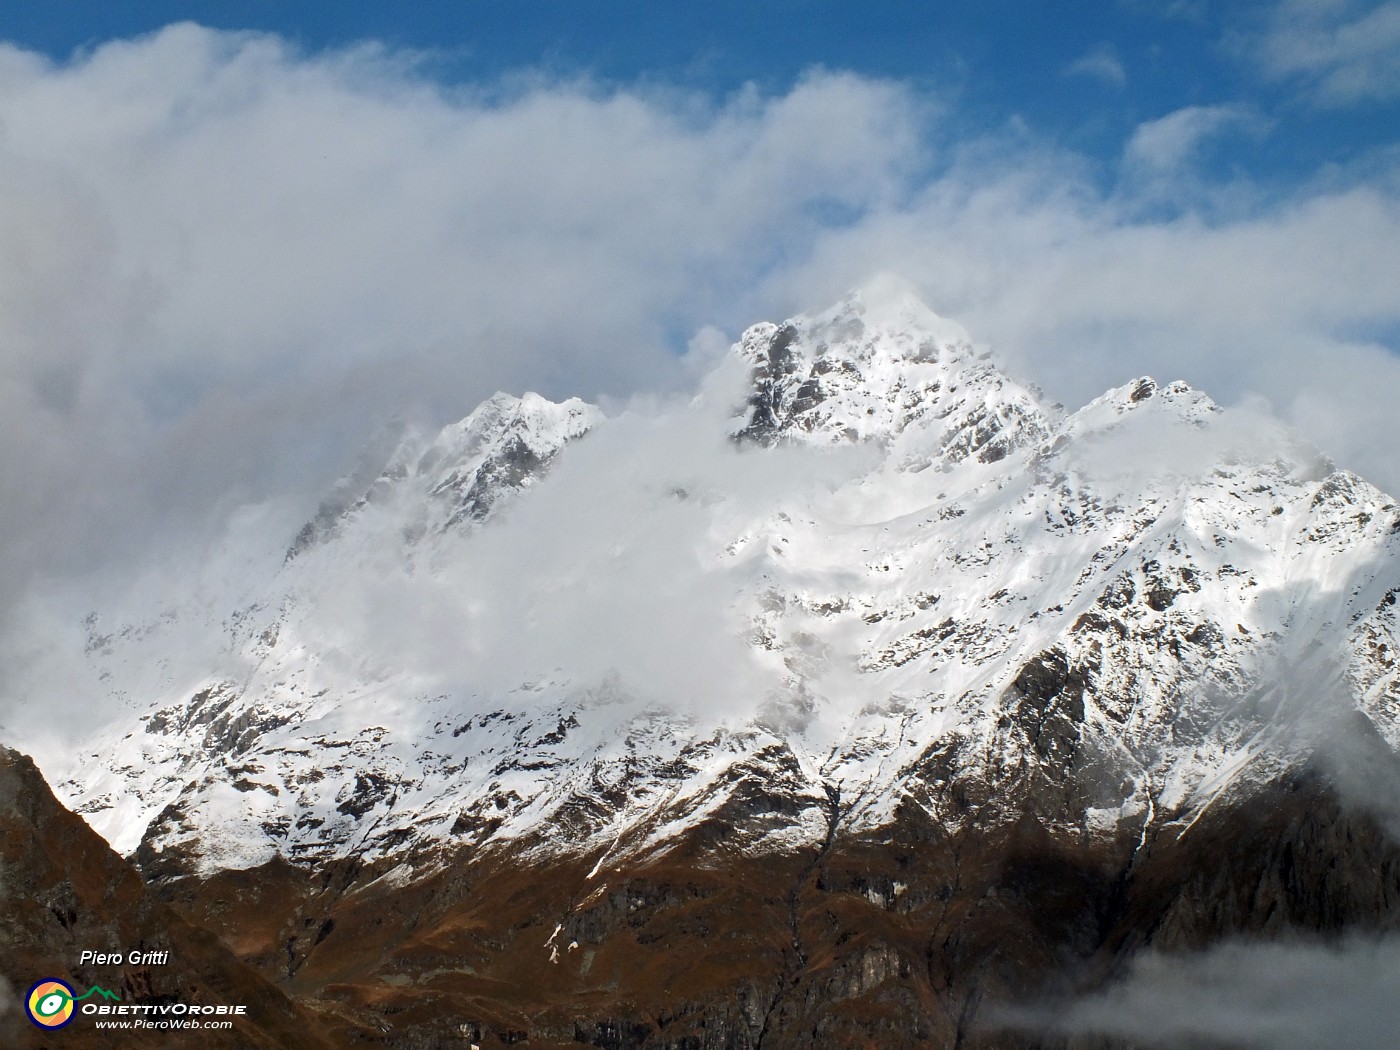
[1064,43,1128,86]
[1000,937,1400,1049]
[0,24,922,617]
[1246,0,1400,103]
[1123,103,1262,173]
[301,395,876,719]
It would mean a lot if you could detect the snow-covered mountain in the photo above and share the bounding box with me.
[43,283,1400,889]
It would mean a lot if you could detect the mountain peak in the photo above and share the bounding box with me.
[731,284,1051,464]
[287,390,603,560]
[425,391,603,529]
[1062,376,1221,442]
[821,273,975,348]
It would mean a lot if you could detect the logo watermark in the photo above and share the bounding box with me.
[25,979,119,1029]
[25,973,249,1032]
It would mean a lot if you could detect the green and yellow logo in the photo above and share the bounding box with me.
[25,979,120,1029]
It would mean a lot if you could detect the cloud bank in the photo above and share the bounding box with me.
[1245,0,1400,104]
[0,25,919,605]
[1002,936,1400,1050]
[0,22,1399,701]
[298,380,879,718]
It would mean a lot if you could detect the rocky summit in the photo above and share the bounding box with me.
[9,284,1400,1047]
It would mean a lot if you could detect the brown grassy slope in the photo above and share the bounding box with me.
[0,745,377,1049]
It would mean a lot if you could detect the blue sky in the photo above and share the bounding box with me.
[5,1,1397,193]
[0,2,1397,608]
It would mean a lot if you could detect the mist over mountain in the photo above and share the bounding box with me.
[3,22,1400,681]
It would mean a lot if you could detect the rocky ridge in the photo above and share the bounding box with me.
[56,286,1400,878]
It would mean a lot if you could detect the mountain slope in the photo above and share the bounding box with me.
[0,746,361,1048]
[53,286,1400,881]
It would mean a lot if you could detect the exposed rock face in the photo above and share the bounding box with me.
[0,747,356,1048]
